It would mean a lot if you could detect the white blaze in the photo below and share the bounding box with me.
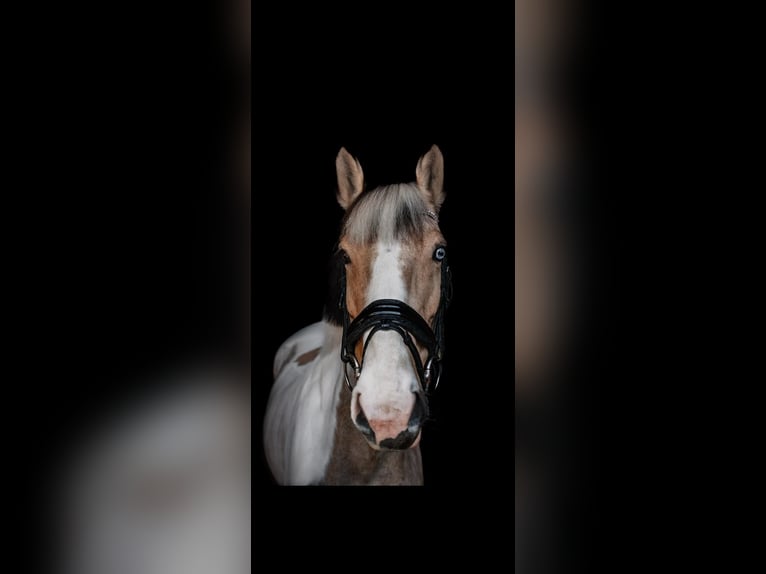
[352,242,418,427]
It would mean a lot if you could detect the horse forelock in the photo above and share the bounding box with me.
[343,183,430,245]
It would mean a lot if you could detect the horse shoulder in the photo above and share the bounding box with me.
[272,322,326,378]
[264,322,342,485]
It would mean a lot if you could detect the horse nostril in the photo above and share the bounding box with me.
[355,392,427,449]
[379,431,418,450]
[377,393,428,450]
[408,393,428,431]
[354,396,376,443]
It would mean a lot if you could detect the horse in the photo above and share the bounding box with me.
[263,145,451,485]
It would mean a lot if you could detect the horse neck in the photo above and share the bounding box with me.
[322,383,423,485]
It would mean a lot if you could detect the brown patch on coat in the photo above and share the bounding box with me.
[338,239,375,319]
[321,384,423,485]
[399,227,446,362]
[337,238,375,368]
[295,348,320,366]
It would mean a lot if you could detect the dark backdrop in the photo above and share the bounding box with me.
[250,23,516,487]
[13,4,247,571]
[7,2,629,572]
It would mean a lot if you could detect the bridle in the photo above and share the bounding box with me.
[338,241,452,393]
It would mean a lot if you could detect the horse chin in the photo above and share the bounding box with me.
[364,429,421,451]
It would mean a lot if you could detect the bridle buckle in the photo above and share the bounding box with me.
[342,352,361,391]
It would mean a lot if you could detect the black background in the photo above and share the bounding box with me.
[33,10,246,451]
[13,4,247,572]
[8,3,749,572]
[248,7,614,572]
[249,11,521,489]
[7,2,638,572]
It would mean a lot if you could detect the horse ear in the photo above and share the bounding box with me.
[416,145,445,211]
[336,148,364,210]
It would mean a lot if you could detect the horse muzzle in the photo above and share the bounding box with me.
[353,391,427,450]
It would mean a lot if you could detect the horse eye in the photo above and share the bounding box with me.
[341,250,351,264]
[433,246,446,262]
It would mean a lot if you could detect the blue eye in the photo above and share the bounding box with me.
[433,246,446,262]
